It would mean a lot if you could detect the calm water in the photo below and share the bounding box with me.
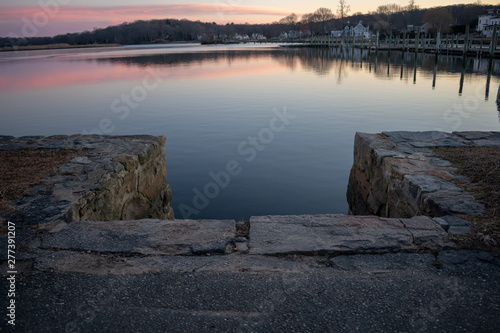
[1,44,500,220]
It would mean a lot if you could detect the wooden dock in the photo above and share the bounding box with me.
[278,24,500,59]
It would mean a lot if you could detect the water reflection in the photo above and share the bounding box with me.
[91,47,500,94]
[1,45,499,219]
[3,47,500,96]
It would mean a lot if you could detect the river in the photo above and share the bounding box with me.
[1,43,499,219]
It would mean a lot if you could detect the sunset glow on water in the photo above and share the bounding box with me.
[1,44,499,219]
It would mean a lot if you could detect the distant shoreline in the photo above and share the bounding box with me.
[0,41,208,52]
[0,43,121,52]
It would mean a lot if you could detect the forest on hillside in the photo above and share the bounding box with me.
[1,3,496,47]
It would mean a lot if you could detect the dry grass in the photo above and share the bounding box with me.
[0,149,85,213]
[432,146,500,252]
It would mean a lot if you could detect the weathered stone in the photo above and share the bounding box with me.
[26,184,53,197]
[83,162,100,173]
[440,215,472,234]
[248,215,450,255]
[111,161,125,173]
[433,217,450,232]
[472,139,500,146]
[46,135,69,140]
[71,156,93,165]
[39,219,235,256]
[41,175,75,184]
[191,240,234,255]
[399,216,452,249]
[235,242,249,252]
[138,144,155,165]
[422,191,484,217]
[58,163,84,175]
[0,135,15,142]
[74,174,88,183]
[113,155,138,171]
[347,131,489,219]
[38,220,69,233]
[122,195,149,220]
[0,135,175,232]
[425,170,454,181]
[453,131,493,140]
[138,161,167,200]
[123,170,137,193]
[382,131,455,144]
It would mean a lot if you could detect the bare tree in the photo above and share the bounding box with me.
[376,3,405,29]
[407,0,418,12]
[313,7,335,22]
[404,0,420,26]
[423,8,454,34]
[279,13,298,25]
[377,3,403,17]
[337,0,351,27]
[301,13,315,24]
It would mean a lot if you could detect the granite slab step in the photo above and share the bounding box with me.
[37,219,236,256]
[248,214,453,255]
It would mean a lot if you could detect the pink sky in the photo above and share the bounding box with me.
[0,1,495,38]
[0,4,291,37]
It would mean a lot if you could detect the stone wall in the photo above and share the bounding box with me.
[0,135,174,229]
[346,131,498,218]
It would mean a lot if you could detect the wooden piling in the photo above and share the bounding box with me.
[490,24,498,59]
[463,25,470,56]
[388,30,392,53]
[436,27,441,55]
[415,27,420,54]
[480,34,483,56]
[432,58,437,88]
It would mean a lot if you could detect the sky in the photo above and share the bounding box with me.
[0,0,495,38]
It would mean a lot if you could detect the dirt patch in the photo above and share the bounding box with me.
[0,149,85,213]
[432,146,500,252]
[235,220,250,238]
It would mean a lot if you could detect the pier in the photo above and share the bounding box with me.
[277,25,500,59]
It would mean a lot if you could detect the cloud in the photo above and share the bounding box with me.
[0,4,290,36]
[0,4,290,22]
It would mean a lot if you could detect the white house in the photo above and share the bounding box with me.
[252,33,267,40]
[279,30,302,39]
[478,9,500,37]
[332,21,370,38]
[407,23,430,34]
[352,21,370,38]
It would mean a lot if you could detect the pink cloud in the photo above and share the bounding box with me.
[0,4,289,25]
[0,4,291,36]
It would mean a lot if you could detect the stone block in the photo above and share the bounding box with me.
[399,216,452,249]
[39,219,235,256]
[440,215,472,234]
[138,163,167,201]
[249,215,418,255]
[347,131,489,221]
[122,195,149,220]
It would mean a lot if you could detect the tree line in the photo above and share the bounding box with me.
[1,2,494,47]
